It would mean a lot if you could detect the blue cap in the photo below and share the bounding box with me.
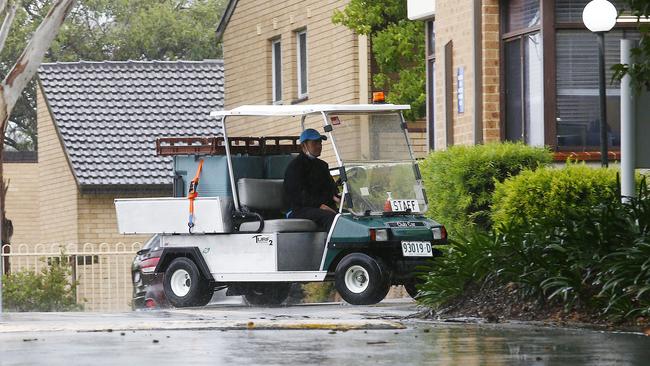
[299,128,327,144]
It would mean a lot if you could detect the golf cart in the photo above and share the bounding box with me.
[115,104,446,307]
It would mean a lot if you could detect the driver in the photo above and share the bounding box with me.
[283,128,340,231]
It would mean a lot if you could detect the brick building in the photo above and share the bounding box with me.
[410,0,640,160]
[216,0,428,162]
[3,60,225,310]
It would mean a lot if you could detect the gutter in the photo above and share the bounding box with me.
[79,184,172,195]
[216,0,238,42]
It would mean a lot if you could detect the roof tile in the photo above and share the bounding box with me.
[38,60,224,188]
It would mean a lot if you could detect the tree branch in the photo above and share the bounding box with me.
[0,3,17,53]
[1,0,76,122]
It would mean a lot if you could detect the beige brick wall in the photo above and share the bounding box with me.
[37,84,79,244]
[432,0,503,147]
[4,163,40,244]
[77,193,151,245]
[482,0,501,142]
[222,0,361,166]
[223,0,359,109]
[434,0,476,148]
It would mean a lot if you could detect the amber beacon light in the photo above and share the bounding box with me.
[372,91,386,104]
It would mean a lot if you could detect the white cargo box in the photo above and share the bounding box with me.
[115,197,233,234]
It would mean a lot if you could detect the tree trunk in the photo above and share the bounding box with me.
[0,111,9,275]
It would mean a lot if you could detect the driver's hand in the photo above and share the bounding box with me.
[333,195,341,204]
[320,204,336,213]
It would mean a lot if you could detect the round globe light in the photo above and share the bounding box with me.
[583,0,618,32]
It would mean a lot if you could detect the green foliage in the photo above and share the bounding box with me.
[2,0,227,151]
[419,142,552,237]
[332,0,425,121]
[491,163,620,231]
[613,0,650,92]
[419,168,650,322]
[2,254,82,312]
[417,229,499,308]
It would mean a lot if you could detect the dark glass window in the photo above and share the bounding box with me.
[503,0,544,146]
[297,31,308,98]
[427,21,435,57]
[555,29,640,150]
[505,40,523,142]
[272,39,282,103]
[506,0,540,32]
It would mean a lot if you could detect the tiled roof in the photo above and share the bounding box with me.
[38,60,224,188]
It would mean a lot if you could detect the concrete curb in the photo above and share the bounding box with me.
[0,319,405,333]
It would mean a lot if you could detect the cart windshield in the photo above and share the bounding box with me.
[328,112,428,216]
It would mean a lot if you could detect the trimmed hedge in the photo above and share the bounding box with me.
[420,142,552,236]
[491,163,620,230]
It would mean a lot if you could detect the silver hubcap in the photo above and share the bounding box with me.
[170,269,191,297]
[344,265,369,294]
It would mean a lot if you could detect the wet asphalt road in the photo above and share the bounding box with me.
[1,301,649,365]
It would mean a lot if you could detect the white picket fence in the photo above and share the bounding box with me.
[1,242,143,312]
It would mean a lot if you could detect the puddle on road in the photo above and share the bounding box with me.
[2,323,648,365]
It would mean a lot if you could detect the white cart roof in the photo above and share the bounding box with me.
[210,104,410,117]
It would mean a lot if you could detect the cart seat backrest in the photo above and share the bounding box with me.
[237,178,320,233]
[238,178,284,211]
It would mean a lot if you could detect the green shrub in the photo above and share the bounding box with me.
[417,228,500,308]
[419,176,650,322]
[491,163,619,230]
[2,254,82,312]
[420,142,551,236]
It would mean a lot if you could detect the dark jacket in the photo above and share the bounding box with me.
[283,152,338,211]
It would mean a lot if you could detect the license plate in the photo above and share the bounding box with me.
[401,241,433,257]
[390,199,420,212]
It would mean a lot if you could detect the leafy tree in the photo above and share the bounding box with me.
[2,0,227,151]
[0,0,76,307]
[614,0,650,91]
[332,0,425,121]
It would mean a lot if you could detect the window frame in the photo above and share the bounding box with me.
[271,38,283,104]
[296,30,308,100]
[500,0,544,145]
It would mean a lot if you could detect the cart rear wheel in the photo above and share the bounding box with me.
[243,283,291,306]
[163,257,212,307]
[335,253,390,305]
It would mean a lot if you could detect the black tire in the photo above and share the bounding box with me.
[335,253,391,305]
[243,283,291,306]
[163,257,212,308]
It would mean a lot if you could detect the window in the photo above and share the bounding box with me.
[502,0,544,146]
[272,39,282,103]
[296,30,308,99]
[554,0,638,151]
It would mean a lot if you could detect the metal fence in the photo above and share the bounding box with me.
[1,242,143,312]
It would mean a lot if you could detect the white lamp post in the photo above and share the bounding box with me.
[583,0,618,167]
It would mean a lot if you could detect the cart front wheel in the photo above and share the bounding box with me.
[163,257,212,307]
[335,253,390,305]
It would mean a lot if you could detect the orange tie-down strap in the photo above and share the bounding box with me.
[187,159,204,232]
